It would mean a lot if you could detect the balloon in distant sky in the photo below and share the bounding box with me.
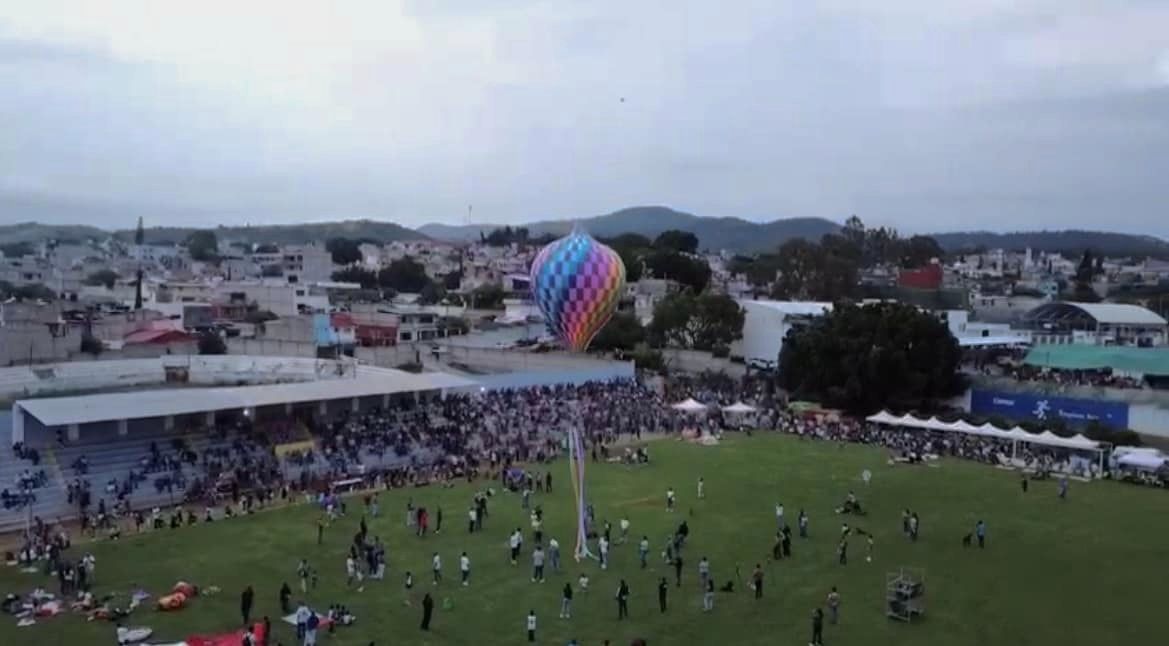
[529,228,627,352]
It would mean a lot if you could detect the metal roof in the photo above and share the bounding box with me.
[740,300,834,317]
[15,368,477,427]
[1025,302,1167,326]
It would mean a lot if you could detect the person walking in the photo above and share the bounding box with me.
[526,609,537,643]
[752,564,764,600]
[673,554,684,588]
[560,581,573,619]
[798,509,808,538]
[811,607,824,646]
[638,536,649,569]
[658,577,668,614]
[532,545,546,583]
[240,585,254,626]
[702,576,715,612]
[420,593,434,631]
[279,582,292,615]
[616,580,630,620]
[431,552,442,585]
[827,587,841,625]
[698,556,710,591]
[976,520,987,549]
[460,552,471,586]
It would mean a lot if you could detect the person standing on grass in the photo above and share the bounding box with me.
[673,553,684,588]
[616,580,630,620]
[295,601,310,641]
[241,585,254,626]
[976,520,987,548]
[317,518,326,545]
[532,544,546,583]
[510,528,523,565]
[697,477,705,500]
[811,607,824,646]
[827,587,840,624]
[698,556,710,590]
[752,564,764,599]
[909,513,919,542]
[545,471,552,493]
[838,538,848,566]
[798,509,808,538]
[1059,476,1069,500]
[619,517,630,544]
[666,487,676,512]
[460,552,471,586]
[560,581,574,618]
[298,559,310,594]
[549,537,561,572]
[658,577,668,613]
[431,552,442,585]
[638,536,650,568]
[1021,475,1029,493]
[775,502,785,530]
[468,506,477,534]
[599,535,610,570]
[526,609,537,642]
[901,509,911,537]
[304,611,320,646]
[436,506,443,534]
[703,576,715,612]
[420,593,434,631]
[279,582,292,615]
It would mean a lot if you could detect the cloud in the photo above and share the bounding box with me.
[0,1,1167,236]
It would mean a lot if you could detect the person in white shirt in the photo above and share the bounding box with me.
[345,557,359,588]
[697,477,705,499]
[698,556,710,589]
[294,602,311,641]
[468,507,477,534]
[548,538,561,571]
[432,552,442,584]
[598,536,610,570]
[460,552,471,586]
[578,573,589,592]
[509,529,523,565]
[531,546,546,582]
[666,487,676,511]
[619,517,630,544]
[775,502,785,530]
[526,609,537,642]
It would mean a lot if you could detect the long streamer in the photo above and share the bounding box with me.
[569,428,593,560]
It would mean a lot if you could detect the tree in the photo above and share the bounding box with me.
[601,233,653,250]
[471,283,506,310]
[0,242,35,258]
[898,235,944,268]
[326,237,363,265]
[254,243,279,254]
[1076,249,1095,283]
[197,331,227,355]
[778,302,964,414]
[644,250,711,293]
[418,281,446,306]
[185,230,219,262]
[84,269,119,289]
[590,313,646,352]
[12,284,56,301]
[331,267,379,289]
[653,230,699,254]
[770,238,858,301]
[378,257,430,293]
[483,226,530,247]
[79,334,103,355]
[648,292,744,351]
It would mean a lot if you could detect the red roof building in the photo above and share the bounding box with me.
[898,262,943,290]
[124,320,195,345]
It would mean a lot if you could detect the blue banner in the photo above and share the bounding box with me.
[970,389,1129,429]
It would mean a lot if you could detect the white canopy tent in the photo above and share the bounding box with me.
[671,398,709,413]
[865,410,1107,474]
[721,402,757,414]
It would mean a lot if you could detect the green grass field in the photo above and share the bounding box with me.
[2,435,1166,646]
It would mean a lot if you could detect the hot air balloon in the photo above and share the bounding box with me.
[529,228,627,353]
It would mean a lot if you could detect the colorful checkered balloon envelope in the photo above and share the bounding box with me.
[529,228,627,352]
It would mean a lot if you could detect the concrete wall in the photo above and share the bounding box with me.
[474,364,635,390]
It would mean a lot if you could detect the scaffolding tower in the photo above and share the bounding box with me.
[885,567,926,622]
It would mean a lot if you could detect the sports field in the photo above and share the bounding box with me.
[2,434,1165,645]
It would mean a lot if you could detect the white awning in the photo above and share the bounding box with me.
[671,398,709,413]
[863,412,1100,449]
[722,402,757,413]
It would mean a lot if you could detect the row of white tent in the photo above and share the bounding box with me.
[671,398,757,414]
[865,411,1102,451]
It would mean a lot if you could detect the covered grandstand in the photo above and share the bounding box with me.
[1023,301,1168,345]
[1023,345,1169,377]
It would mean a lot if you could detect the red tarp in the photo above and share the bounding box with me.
[184,622,266,646]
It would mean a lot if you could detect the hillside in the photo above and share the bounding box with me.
[0,222,108,245]
[419,206,840,252]
[932,230,1169,257]
[109,220,430,245]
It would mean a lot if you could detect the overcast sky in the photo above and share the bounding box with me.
[2,1,1168,235]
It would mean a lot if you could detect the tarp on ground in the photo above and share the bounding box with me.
[1023,345,1169,376]
[182,622,267,646]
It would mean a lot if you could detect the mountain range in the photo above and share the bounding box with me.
[3,206,1169,257]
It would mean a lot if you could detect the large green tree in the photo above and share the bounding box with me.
[590,312,647,352]
[84,269,119,289]
[644,250,711,292]
[377,257,430,293]
[778,302,964,413]
[332,267,379,289]
[326,237,363,265]
[648,292,744,351]
[185,230,219,262]
[653,229,699,254]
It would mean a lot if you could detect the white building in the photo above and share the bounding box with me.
[732,300,833,366]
